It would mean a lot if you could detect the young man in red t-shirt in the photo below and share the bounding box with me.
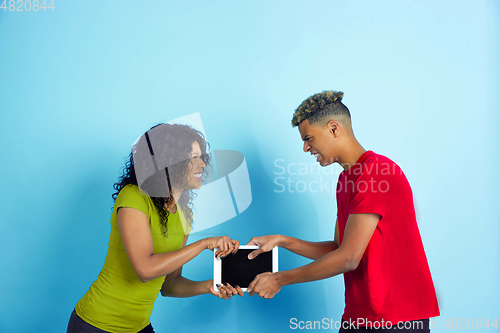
[246,90,439,332]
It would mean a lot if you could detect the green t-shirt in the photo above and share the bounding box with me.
[75,184,190,332]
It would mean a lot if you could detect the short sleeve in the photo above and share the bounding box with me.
[115,185,151,218]
[348,166,390,220]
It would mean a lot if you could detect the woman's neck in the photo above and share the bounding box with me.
[165,189,182,213]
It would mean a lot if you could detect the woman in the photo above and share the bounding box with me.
[67,123,243,333]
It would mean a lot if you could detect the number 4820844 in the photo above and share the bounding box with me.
[1,0,55,11]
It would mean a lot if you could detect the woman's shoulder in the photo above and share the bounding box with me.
[119,184,148,196]
[113,184,155,220]
[120,184,139,193]
[116,184,152,207]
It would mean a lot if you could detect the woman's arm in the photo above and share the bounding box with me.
[161,275,211,297]
[118,207,237,283]
[160,235,244,299]
[161,273,243,299]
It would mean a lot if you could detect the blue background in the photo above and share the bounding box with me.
[0,1,498,332]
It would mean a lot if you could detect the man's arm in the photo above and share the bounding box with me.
[247,218,340,260]
[247,213,379,299]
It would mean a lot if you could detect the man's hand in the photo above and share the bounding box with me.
[246,235,283,259]
[247,272,284,299]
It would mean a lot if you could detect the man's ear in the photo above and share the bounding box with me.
[326,120,340,137]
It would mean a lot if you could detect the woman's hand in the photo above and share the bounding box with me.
[204,236,240,259]
[246,235,283,259]
[207,279,244,299]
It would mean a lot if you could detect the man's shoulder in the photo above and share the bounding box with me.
[362,151,405,179]
[367,151,401,167]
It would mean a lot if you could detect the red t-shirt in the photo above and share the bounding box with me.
[336,151,439,326]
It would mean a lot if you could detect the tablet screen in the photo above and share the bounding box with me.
[221,249,273,288]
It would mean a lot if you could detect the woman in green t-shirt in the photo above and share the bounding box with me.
[68,123,243,333]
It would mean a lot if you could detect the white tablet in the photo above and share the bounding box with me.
[213,245,278,292]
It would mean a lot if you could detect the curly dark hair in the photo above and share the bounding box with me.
[112,123,211,236]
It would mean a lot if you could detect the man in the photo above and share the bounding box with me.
[246,91,439,332]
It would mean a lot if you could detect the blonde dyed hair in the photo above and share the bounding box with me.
[291,90,350,128]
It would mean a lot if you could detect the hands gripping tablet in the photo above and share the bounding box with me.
[212,236,280,299]
[213,245,278,292]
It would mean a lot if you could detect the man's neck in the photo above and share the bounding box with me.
[338,140,367,171]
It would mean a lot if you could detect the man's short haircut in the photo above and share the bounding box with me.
[291,90,351,128]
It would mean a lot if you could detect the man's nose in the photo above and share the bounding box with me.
[303,141,311,153]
